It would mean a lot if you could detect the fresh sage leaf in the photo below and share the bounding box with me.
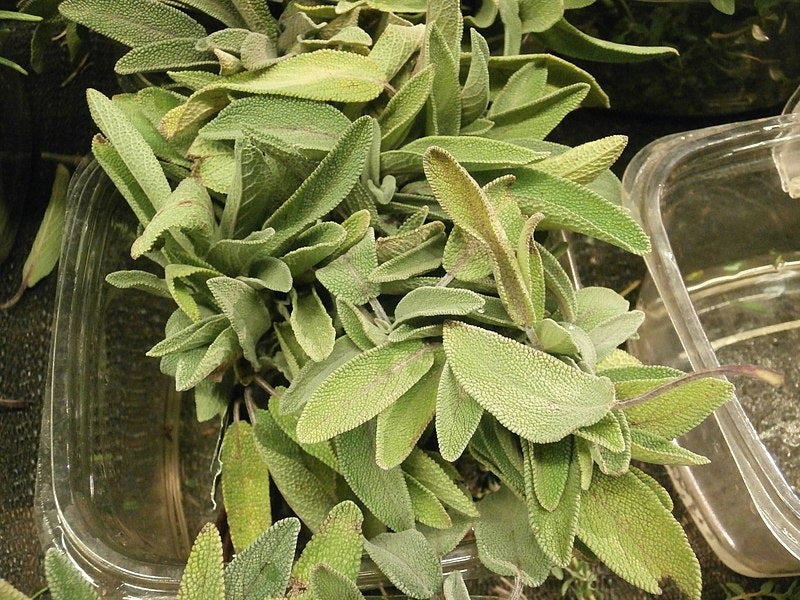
[289,287,336,363]
[177,523,224,600]
[363,530,443,599]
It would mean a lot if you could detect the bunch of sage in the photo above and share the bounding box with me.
[60,0,762,598]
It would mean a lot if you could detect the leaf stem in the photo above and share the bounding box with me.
[244,386,259,424]
[253,375,279,398]
[369,296,390,323]
[615,364,783,409]
[0,282,27,310]
[509,575,525,600]
[436,272,455,288]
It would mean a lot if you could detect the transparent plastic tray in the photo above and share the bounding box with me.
[623,113,800,576]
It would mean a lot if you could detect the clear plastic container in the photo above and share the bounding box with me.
[622,113,800,576]
[34,161,481,598]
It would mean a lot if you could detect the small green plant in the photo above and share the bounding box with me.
[722,580,800,600]
[553,555,603,600]
[0,8,41,74]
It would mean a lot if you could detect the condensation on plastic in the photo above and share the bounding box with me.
[622,114,800,577]
[35,161,484,598]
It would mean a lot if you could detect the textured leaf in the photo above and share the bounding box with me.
[87,89,171,210]
[574,410,625,452]
[174,327,240,391]
[489,62,548,118]
[217,138,273,239]
[45,549,101,600]
[194,379,229,422]
[393,286,484,325]
[337,299,388,350]
[436,364,483,461]
[535,135,626,184]
[280,337,361,414]
[383,136,546,175]
[281,221,346,276]
[376,221,444,263]
[230,0,278,39]
[442,571,470,600]
[253,410,337,532]
[201,96,350,159]
[224,518,301,600]
[403,448,477,517]
[424,148,537,328]
[220,421,271,552]
[60,0,205,47]
[630,467,673,511]
[469,417,525,497]
[309,565,366,600]
[444,322,614,442]
[520,0,563,32]
[148,314,228,357]
[536,19,677,63]
[418,510,474,558]
[425,0,463,58]
[292,501,363,587]
[269,398,339,472]
[577,471,701,600]
[375,352,442,469]
[460,29,490,125]
[406,473,452,529]
[177,524,224,600]
[363,530,442,599]
[0,578,29,600]
[265,116,376,253]
[290,287,336,363]
[207,276,270,367]
[206,230,276,276]
[527,436,571,512]
[115,38,215,74]
[378,65,434,151]
[630,429,710,466]
[92,136,154,226]
[474,486,551,587]
[335,423,415,532]
[367,22,424,80]
[590,409,632,476]
[211,50,385,102]
[297,340,435,443]
[536,241,577,321]
[498,0,522,54]
[424,24,460,136]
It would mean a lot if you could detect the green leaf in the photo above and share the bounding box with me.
[368,23,425,80]
[292,501,364,587]
[484,83,589,142]
[217,138,273,239]
[536,19,678,63]
[115,38,215,74]
[406,473,452,529]
[281,221,346,276]
[442,571,470,600]
[444,321,614,443]
[253,410,338,532]
[207,276,270,367]
[131,177,216,259]
[436,363,483,461]
[418,510,474,557]
[526,437,571,512]
[87,89,172,210]
[280,337,361,414]
[489,62,548,118]
[297,340,435,443]
[230,0,278,39]
[220,421,271,552]
[393,286,485,325]
[375,351,443,469]
[201,96,350,159]
[403,448,477,517]
[630,429,710,466]
[574,411,625,452]
[424,24,460,136]
[424,148,537,328]
[474,486,551,587]
[498,0,522,54]
[710,0,735,14]
[206,229,276,276]
[92,136,154,226]
[469,417,525,496]
[337,299,388,350]
[194,379,229,422]
[619,377,734,439]
[269,398,339,472]
[363,530,442,599]
[147,314,228,357]
[520,0,564,32]
[535,135,627,184]
[376,222,444,263]
[264,116,376,253]
[60,0,205,47]
[383,136,547,175]
[309,565,366,600]
[224,518,301,600]
[460,29,491,125]
[290,287,336,363]
[335,423,415,532]
[174,327,240,391]
[44,548,101,600]
[425,0,463,59]
[209,50,385,102]
[177,524,224,600]
[630,467,673,511]
[577,471,701,600]
[0,578,29,600]
[524,441,581,567]
[378,65,434,151]
[590,409,631,476]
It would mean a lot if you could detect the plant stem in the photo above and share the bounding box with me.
[615,364,783,409]
[253,375,279,398]
[369,297,390,323]
[436,272,455,287]
[244,386,259,424]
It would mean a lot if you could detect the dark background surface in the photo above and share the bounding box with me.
[0,18,798,599]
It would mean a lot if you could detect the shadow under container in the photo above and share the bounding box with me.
[34,161,480,598]
[622,114,800,576]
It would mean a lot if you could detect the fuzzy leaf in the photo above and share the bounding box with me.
[290,287,336,363]
[292,501,364,586]
[577,471,701,600]
[444,322,614,443]
[60,0,205,47]
[253,410,337,532]
[443,571,470,600]
[337,299,387,350]
[536,241,577,321]
[520,0,563,32]
[535,135,626,184]
[115,38,215,74]
[297,340,435,443]
[528,437,571,512]
[45,549,101,600]
[147,314,228,357]
[230,0,278,39]
[591,409,632,476]
[424,24,460,136]
[424,148,537,328]
[376,352,443,469]
[403,448,477,517]
[418,511,474,557]
[201,96,350,159]
[0,579,29,600]
[224,518,301,600]
[378,65,434,151]
[393,286,485,325]
[206,230,275,275]
[173,327,240,391]
[630,429,710,466]
[368,23,425,80]
[363,530,442,599]
[207,276,270,366]
[489,62,548,118]
[309,565,366,600]
[220,421,271,552]
[406,474,452,529]
[425,0,463,58]
[218,138,273,239]
[474,486,551,587]
[317,228,380,305]
[384,136,546,175]
[574,411,625,452]
[92,136,154,226]
[264,116,376,253]
[335,423,415,532]
[460,29,490,125]
[281,221,346,276]
[177,524,224,600]
[436,363,483,461]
